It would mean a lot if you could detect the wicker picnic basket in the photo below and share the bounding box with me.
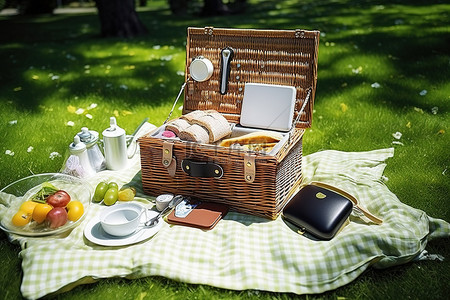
[139,27,319,219]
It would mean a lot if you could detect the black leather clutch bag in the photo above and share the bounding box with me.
[282,183,353,240]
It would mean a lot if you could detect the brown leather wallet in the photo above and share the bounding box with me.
[167,202,229,230]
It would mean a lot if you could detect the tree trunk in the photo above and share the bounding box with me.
[168,0,188,16]
[94,0,148,38]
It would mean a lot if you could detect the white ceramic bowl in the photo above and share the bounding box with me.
[100,203,146,237]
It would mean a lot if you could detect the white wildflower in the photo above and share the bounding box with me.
[161,55,173,61]
[352,66,362,74]
[8,120,17,125]
[419,89,427,96]
[5,150,15,156]
[176,71,185,76]
[119,84,128,90]
[392,131,402,139]
[66,121,75,127]
[27,146,34,153]
[84,65,90,69]
[51,75,60,80]
[392,141,404,146]
[49,152,61,160]
[85,113,93,119]
[75,108,85,115]
[178,105,183,111]
[431,107,438,115]
[371,82,381,88]
[153,45,161,49]
[88,103,97,109]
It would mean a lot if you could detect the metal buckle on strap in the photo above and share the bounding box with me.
[162,142,176,177]
[244,154,256,183]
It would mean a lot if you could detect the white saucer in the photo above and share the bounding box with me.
[84,209,162,246]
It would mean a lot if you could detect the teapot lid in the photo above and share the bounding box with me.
[102,117,126,138]
[77,127,99,145]
[69,135,86,154]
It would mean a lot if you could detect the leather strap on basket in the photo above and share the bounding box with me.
[244,154,256,183]
[308,181,383,225]
[162,142,176,177]
[181,159,223,178]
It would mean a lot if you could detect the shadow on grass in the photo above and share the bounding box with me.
[0,0,448,113]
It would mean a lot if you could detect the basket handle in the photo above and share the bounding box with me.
[181,159,223,178]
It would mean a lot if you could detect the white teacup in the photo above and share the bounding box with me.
[100,203,147,237]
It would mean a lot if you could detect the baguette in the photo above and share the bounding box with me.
[219,131,284,147]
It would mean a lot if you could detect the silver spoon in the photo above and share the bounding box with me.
[144,195,184,227]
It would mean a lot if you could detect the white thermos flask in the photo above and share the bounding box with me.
[68,135,96,177]
[102,117,128,170]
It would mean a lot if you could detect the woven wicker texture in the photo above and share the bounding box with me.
[184,27,319,128]
[140,129,304,219]
[140,27,319,219]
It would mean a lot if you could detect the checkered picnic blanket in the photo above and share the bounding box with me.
[3,146,450,299]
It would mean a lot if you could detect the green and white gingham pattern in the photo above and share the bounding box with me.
[4,147,450,299]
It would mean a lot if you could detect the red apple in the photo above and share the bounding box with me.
[46,190,71,207]
[46,207,68,228]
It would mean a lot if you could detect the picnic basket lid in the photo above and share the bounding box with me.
[183,27,319,129]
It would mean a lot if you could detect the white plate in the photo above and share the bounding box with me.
[83,210,162,246]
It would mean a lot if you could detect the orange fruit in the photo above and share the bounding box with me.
[32,203,53,224]
[12,210,32,227]
[19,201,39,215]
[66,201,84,222]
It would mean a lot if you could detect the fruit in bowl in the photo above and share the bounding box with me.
[0,173,92,236]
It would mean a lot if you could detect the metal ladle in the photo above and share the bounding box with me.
[144,195,184,227]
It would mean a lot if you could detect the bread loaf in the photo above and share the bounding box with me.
[178,124,210,144]
[192,110,231,143]
[165,118,190,136]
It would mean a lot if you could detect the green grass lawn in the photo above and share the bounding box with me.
[1,0,449,299]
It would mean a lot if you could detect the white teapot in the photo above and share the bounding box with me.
[102,117,136,170]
